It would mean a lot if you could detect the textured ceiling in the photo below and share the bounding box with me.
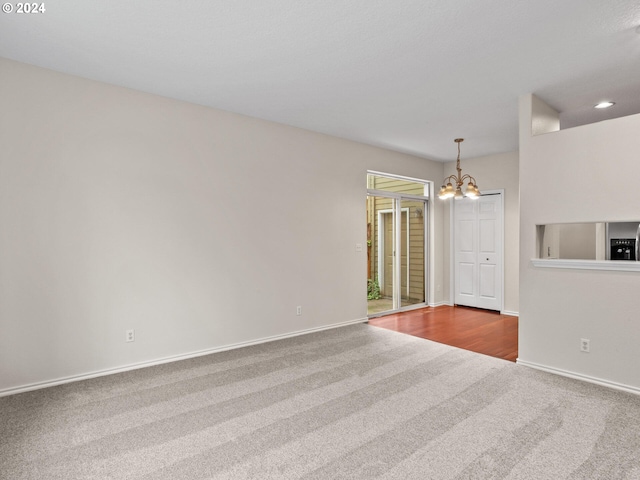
[1,0,639,161]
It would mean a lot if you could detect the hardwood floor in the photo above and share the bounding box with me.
[368,305,518,362]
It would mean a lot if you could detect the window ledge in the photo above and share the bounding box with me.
[531,258,640,272]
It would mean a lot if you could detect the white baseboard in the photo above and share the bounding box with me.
[516,359,640,396]
[501,310,519,317]
[0,317,368,398]
[428,301,450,308]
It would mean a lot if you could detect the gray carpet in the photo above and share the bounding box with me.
[1,324,640,479]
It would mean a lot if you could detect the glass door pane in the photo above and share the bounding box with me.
[367,195,395,315]
[400,199,426,308]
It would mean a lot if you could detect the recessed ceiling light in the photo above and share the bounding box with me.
[594,101,615,109]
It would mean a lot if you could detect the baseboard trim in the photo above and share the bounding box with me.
[428,301,450,308]
[0,317,368,398]
[501,310,519,317]
[516,359,640,396]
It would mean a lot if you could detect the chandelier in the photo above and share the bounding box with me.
[437,138,480,199]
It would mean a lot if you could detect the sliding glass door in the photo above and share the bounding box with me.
[366,173,429,316]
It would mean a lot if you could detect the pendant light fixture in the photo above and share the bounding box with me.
[437,138,480,199]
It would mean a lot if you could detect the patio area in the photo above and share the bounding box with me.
[367,297,393,315]
[367,297,424,316]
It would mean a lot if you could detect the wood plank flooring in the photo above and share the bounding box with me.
[368,305,518,362]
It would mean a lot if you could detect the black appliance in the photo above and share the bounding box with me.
[610,238,636,261]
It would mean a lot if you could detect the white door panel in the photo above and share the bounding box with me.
[479,200,496,214]
[459,262,475,296]
[479,263,496,297]
[457,201,476,216]
[479,219,496,253]
[458,220,475,252]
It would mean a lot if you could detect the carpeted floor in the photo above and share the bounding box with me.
[1,323,640,479]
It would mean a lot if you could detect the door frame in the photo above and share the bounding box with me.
[448,189,505,313]
[377,207,410,300]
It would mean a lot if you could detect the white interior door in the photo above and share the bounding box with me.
[454,193,503,311]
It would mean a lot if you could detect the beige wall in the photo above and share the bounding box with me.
[442,150,520,314]
[0,58,446,394]
[557,223,597,260]
[519,94,640,391]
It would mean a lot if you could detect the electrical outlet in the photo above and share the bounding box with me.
[126,329,135,343]
[580,338,590,353]
[296,306,302,316]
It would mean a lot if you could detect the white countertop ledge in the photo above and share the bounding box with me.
[531,258,640,272]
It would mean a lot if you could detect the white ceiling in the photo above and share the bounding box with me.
[1,0,639,161]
